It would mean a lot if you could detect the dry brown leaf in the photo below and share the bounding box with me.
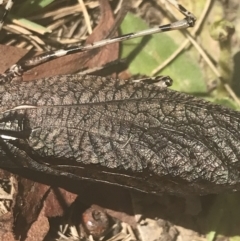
[25,207,49,241]
[0,45,29,73]
[13,178,50,239]
[22,0,119,81]
[44,188,77,218]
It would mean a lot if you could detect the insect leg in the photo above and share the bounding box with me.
[0,0,196,84]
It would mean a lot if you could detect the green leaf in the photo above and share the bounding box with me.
[206,97,240,110]
[120,13,207,94]
[205,193,240,241]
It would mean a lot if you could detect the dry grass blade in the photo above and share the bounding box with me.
[78,0,92,34]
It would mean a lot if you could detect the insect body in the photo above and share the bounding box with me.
[0,74,240,196]
[1,1,240,196]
